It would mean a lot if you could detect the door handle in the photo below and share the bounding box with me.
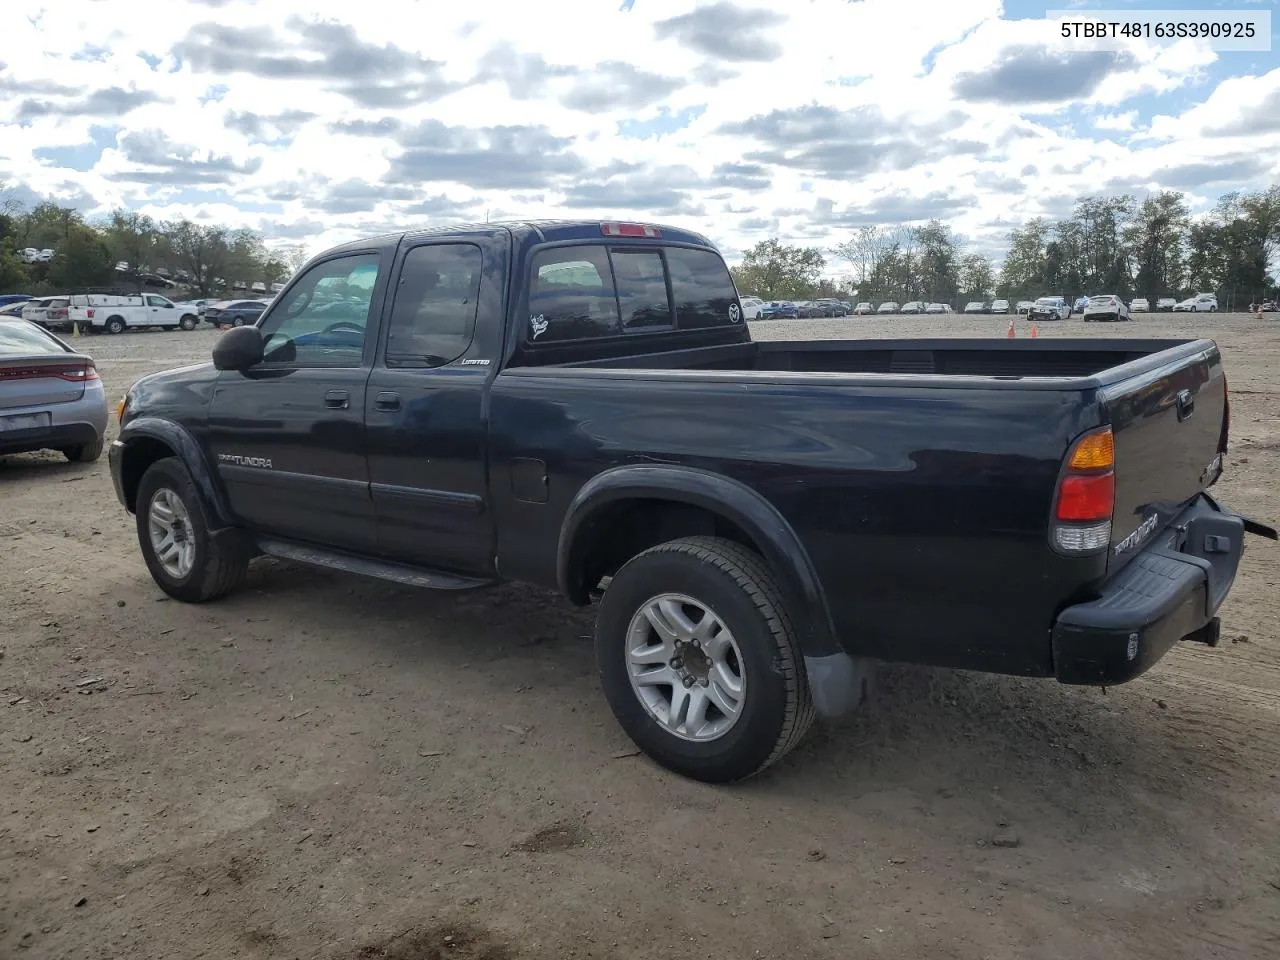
[324,389,350,409]
[374,392,401,412]
[1176,389,1194,421]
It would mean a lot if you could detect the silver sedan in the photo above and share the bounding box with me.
[0,319,109,461]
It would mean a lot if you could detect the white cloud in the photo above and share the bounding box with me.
[0,0,1275,267]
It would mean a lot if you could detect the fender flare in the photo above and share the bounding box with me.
[117,417,234,526]
[557,464,842,658]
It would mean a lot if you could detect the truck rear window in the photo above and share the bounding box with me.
[529,246,621,343]
[527,243,739,344]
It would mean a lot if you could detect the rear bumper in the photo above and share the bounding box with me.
[1053,494,1274,685]
[0,420,100,455]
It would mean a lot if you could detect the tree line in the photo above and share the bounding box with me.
[733,186,1280,309]
[0,189,309,298]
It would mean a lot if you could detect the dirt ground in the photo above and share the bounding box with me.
[2,312,1278,960]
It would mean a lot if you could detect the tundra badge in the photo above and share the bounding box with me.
[218,454,272,469]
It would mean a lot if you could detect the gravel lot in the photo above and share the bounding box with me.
[3,313,1278,959]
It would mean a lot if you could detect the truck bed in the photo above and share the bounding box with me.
[568,338,1199,382]
[497,335,1226,676]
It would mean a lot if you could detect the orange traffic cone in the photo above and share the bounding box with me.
[1030,323,1039,338]
[1006,317,1016,338]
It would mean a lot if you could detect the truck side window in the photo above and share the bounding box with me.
[384,243,482,367]
[610,249,672,330]
[665,246,741,329]
[528,245,620,343]
[260,254,380,367]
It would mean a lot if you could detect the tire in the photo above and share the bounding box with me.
[179,315,197,330]
[105,316,126,335]
[232,316,245,327]
[595,535,815,783]
[62,435,104,462]
[135,457,248,603]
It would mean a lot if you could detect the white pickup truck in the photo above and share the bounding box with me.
[69,294,201,334]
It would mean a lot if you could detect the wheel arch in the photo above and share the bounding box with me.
[557,464,841,659]
[117,417,233,526]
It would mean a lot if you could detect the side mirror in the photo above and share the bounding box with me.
[165,302,174,309]
[212,325,265,371]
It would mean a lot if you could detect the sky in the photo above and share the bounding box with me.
[1,0,1278,269]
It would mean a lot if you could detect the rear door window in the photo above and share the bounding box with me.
[664,246,741,329]
[384,243,483,367]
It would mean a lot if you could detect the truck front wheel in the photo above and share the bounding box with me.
[135,457,248,603]
[595,536,815,783]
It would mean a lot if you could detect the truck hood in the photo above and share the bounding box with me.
[124,361,218,420]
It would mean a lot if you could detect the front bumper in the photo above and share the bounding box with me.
[1053,494,1275,685]
[108,439,129,508]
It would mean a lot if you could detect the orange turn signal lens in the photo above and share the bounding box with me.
[1068,427,1114,471]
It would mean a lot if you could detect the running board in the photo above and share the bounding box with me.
[255,537,494,591]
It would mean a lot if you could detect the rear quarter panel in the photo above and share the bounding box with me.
[488,370,1106,676]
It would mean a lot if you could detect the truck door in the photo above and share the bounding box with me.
[364,239,498,576]
[207,251,387,552]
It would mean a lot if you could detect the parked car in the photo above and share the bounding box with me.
[203,299,271,326]
[107,217,1275,783]
[0,294,33,308]
[814,299,849,317]
[0,317,107,462]
[1029,296,1070,322]
[925,303,953,314]
[70,294,201,334]
[739,296,765,320]
[21,296,70,328]
[989,299,1010,314]
[899,301,924,315]
[761,301,798,320]
[1174,293,1218,313]
[1259,300,1277,312]
[0,301,30,318]
[1083,294,1130,322]
[1130,298,1150,312]
[1156,297,1178,311]
[853,302,874,315]
[963,301,987,314]
[1073,296,1089,314]
[1015,301,1035,315]
[876,301,899,314]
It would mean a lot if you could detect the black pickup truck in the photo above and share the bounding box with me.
[108,219,1274,783]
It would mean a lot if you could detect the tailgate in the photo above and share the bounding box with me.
[1100,343,1226,574]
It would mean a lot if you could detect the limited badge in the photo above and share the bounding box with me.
[729,302,741,323]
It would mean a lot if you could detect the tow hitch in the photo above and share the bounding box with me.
[1182,617,1221,647]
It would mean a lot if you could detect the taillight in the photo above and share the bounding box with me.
[1052,425,1115,554]
[58,365,99,382]
[601,222,660,238]
[87,308,96,319]
[0,364,98,382]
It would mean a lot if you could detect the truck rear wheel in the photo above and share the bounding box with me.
[105,316,126,335]
[595,536,815,783]
[135,457,248,603]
